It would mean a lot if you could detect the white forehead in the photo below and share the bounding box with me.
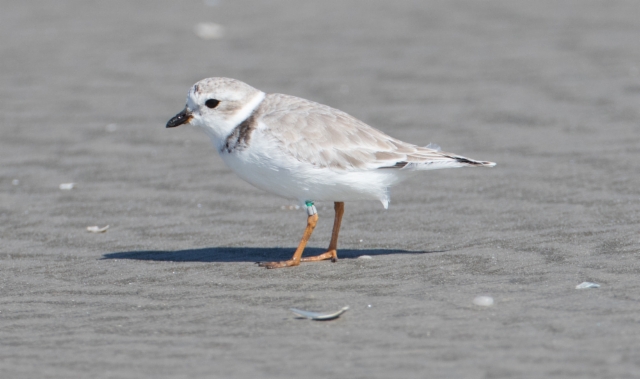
[187,77,258,103]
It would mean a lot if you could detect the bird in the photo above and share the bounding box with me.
[166,77,495,268]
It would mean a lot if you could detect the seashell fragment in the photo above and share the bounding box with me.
[576,282,600,289]
[473,296,494,307]
[290,306,349,321]
[87,225,109,233]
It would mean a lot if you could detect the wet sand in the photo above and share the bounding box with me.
[2,1,640,378]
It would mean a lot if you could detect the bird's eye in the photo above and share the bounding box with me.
[205,99,220,109]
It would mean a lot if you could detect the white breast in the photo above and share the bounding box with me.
[217,130,400,208]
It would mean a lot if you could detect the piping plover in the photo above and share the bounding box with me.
[167,77,495,268]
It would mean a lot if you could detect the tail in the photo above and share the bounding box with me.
[444,154,496,167]
[387,154,496,170]
[376,142,496,171]
[424,142,496,168]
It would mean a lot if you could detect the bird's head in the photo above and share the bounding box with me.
[166,77,265,141]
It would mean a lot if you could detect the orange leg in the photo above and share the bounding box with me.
[300,202,344,263]
[258,212,318,269]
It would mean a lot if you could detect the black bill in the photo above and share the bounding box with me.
[166,109,193,128]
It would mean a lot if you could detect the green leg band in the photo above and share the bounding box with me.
[305,201,317,216]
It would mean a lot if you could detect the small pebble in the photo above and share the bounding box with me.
[358,255,372,260]
[59,183,75,190]
[194,22,225,40]
[473,296,494,307]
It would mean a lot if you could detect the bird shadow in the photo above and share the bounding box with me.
[102,247,445,263]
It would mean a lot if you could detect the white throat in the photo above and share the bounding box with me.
[203,91,265,149]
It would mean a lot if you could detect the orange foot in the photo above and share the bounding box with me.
[257,260,300,269]
[300,250,338,263]
[257,202,344,269]
[257,250,338,269]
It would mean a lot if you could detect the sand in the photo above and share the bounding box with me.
[2,1,640,378]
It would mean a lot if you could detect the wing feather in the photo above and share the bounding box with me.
[258,94,491,170]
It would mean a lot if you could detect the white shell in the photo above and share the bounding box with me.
[289,306,349,320]
[576,282,600,289]
[87,225,109,233]
[473,296,494,307]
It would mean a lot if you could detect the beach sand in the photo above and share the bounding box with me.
[2,1,640,377]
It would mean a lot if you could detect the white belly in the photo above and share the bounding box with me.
[218,143,399,208]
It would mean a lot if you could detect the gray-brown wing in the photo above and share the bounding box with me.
[258,94,476,171]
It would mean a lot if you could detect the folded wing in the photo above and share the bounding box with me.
[260,94,495,171]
